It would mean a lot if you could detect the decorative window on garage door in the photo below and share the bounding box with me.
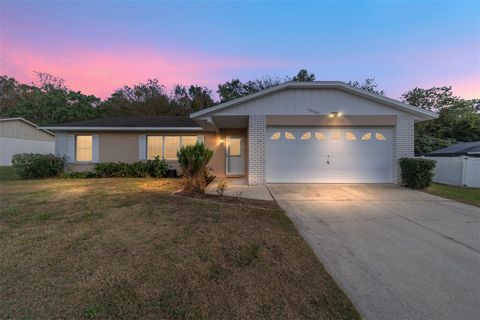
[376,133,386,141]
[270,132,281,140]
[300,132,311,140]
[315,132,326,140]
[285,131,296,140]
[361,132,372,141]
[346,132,357,141]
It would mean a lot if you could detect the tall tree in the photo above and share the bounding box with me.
[217,76,284,103]
[402,86,480,155]
[347,78,384,95]
[172,84,215,113]
[0,73,100,125]
[292,69,315,81]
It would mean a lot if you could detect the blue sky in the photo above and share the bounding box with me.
[1,0,479,99]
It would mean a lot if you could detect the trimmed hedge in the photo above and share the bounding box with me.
[399,157,436,189]
[62,157,168,179]
[12,153,66,179]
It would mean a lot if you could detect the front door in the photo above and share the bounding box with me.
[226,137,244,175]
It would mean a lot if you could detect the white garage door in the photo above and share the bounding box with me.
[266,127,393,183]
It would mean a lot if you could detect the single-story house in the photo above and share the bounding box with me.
[422,142,480,188]
[40,81,437,185]
[0,118,55,165]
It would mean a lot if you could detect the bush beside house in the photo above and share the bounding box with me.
[177,142,214,193]
[11,153,65,179]
[399,158,436,189]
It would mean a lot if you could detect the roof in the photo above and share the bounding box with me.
[39,116,203,131]
[0,117,54,136]
[190,81,438,120]
[424,141,480,157]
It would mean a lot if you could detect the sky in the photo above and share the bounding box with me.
[1,0,479,100]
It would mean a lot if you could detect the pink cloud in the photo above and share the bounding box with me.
[0,39,284,99]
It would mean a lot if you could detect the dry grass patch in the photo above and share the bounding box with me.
[0,178,360,320]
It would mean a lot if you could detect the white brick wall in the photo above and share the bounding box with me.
[248,115,267,185]
[393,114,414,184]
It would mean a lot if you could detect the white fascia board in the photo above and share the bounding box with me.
[38,126,204,132]
[0,117,55,136]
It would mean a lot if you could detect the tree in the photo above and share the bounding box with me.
[347,78,384,95]
[292,69,315,81]
[402,86,480,155]
[0,73,101,125]
[401,86,456,112]
[217,76,284,103]
[172,84,215,113]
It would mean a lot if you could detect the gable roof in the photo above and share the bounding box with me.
[424,141,480,157]
[39,116,203,131]
[0,117,54,136]
[190,81,438,120]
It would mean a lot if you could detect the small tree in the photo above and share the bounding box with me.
[177,142,214,193]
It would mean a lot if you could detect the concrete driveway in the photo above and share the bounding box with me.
[268,184,480,320]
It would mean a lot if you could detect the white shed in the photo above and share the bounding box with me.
[0,118,55,165]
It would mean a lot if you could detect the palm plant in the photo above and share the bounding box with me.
[177,142,214,192]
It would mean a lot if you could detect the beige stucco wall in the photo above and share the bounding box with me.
[65,130,247,178]
[0,120,54,141]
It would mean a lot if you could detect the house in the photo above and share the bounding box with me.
[40,81,437,185]
[0,118,55,165]
[422,142,480,188]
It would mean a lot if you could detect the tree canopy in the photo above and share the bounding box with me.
[1,71,478,157]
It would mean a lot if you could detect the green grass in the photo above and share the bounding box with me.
[426,183,480,207]
[0,166,20,181]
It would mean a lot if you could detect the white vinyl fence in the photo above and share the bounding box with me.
[422,156,480,188]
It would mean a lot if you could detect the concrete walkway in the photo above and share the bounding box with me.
[205,178,273,201]
[268,184,480,320]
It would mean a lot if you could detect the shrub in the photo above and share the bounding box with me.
[177,142,214,193]
[62,158,168,179]
[216,179,228,196]
[62,171,98,179]
[11,153,65,179]
[399,158,436,189]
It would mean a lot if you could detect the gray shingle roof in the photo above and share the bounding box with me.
[424,142,480,157]
[42,116,200,128]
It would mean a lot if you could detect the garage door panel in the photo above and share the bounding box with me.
[266,127,393,183]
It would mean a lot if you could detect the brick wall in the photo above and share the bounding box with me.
[393,114,414,184]
[248,115,266,185]
[55,133,68,158]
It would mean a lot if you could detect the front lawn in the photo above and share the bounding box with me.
[426,183,480,207]
[0,178,359,319]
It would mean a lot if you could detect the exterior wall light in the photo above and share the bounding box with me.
[329,112,342,117]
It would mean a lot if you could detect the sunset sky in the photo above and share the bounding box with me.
[1,0,479,100]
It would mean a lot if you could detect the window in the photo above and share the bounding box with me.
[182,136,197,146]
[375,133,386,141]
[147,136,197,160]
[164,136,181,160]
[285,131,296,140]
[315,132,326,140]
[147,136,163,159]
[346,132,357,141]
[227,138,241,156]
[300,132,311,140]
[361,132,372,141]
[76,135,92,162]
[270,132,281,140]
[331,132,341,140]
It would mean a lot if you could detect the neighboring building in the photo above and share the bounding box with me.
[0,118,55,165]
[40,81,437,185]
[423,142,480,188]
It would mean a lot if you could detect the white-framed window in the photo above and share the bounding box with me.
[315,132,326,140]
[270,132,281,140]
[147,136,163,159]
[361,132,372,141]
[346,132,357,141]
[227,138,241,156]
[76,135,93,162]
[300,132,311,140]
[285,131,296,140]
[147,136,197,160]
